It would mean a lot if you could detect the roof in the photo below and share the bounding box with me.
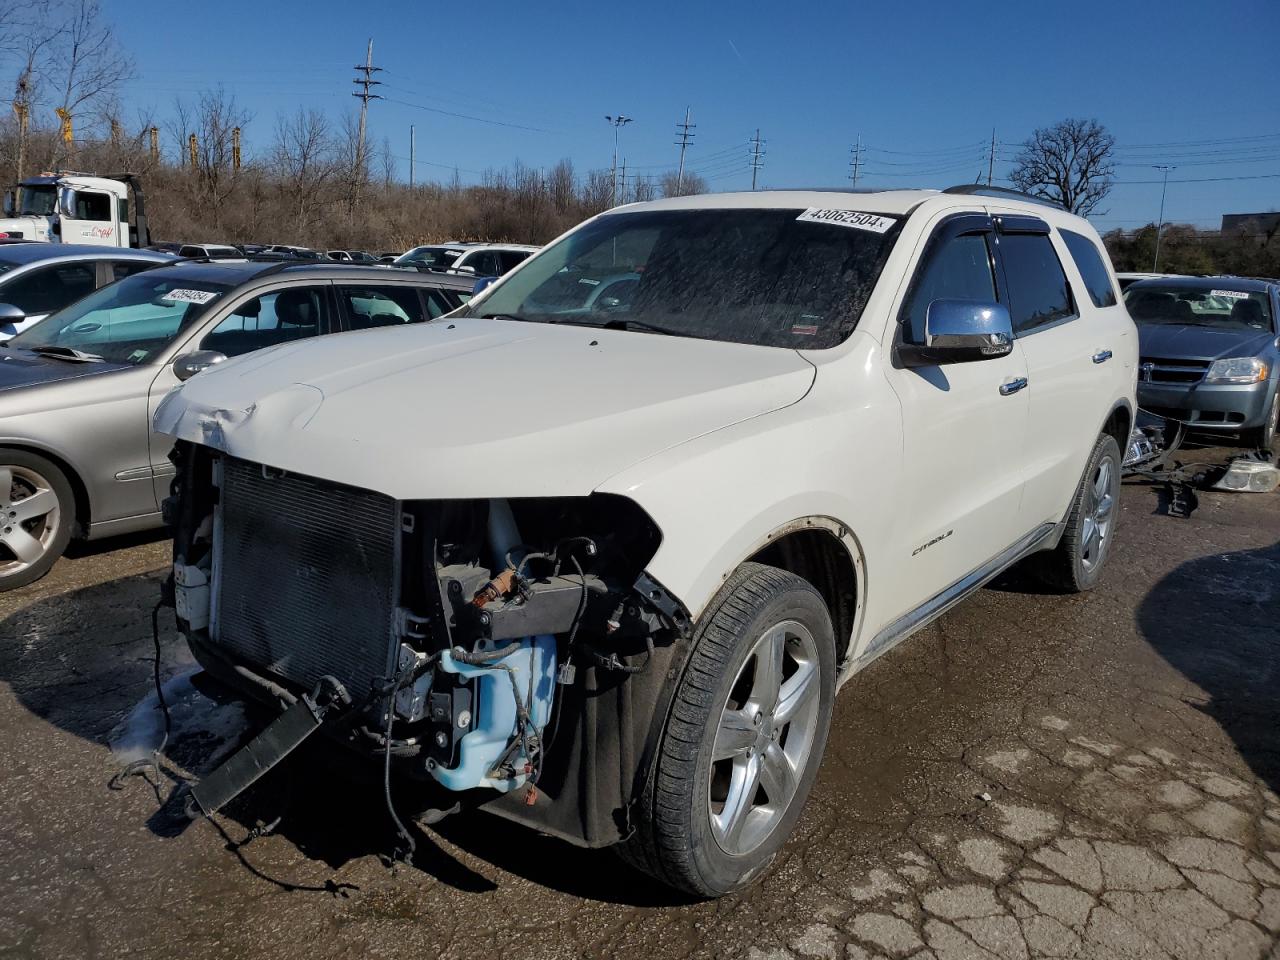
[0,243,171,266]
[1126,275,1276,294]
[606,186,1079,221]
[147,259,479,291]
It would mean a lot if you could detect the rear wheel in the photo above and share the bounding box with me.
[1245,393,1278,452]
[1031,433,1121,593]
[620,562,836,897]
[0,450,75,591]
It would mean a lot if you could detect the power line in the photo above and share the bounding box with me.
[382,97,552,133]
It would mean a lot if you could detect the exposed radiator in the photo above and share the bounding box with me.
[213,457,399,699]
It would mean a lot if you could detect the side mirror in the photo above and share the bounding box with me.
[2,191,13,217]
[0,303,26,324]
[452,264,476,275]
[172,349,227,382]
[58,189,77,220]
[899,299,1014,367]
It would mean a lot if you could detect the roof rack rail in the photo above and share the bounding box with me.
[943,184,1065,210]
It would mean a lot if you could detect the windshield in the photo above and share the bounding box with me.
[18,185,57,217]
[396,246,464,269]
[9,273,231,364]
[465,208,901,349]
[1125,284,1274,331]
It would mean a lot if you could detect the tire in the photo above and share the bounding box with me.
[1031,433,1121,593]
[1244,393,1278,452]
[0,449,75,592]
[620,562,836,897]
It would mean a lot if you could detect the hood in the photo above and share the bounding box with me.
[0,216,52,241]
[155,317,817,499]
[1137,322,1276,362]
[0,347,130,391]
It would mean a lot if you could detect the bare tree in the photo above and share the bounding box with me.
[170,87,251,230]
[270,107,335,234]
[661,169,707,198]
[51,0,135,152]
[1009,118,1115,216]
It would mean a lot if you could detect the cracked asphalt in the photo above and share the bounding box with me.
[1,449,1278,960]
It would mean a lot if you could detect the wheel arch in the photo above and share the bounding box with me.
[1100,399,1133,454]
[739,517,867,670]
[0,441,92,536]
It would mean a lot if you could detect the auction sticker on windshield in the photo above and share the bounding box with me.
[796,209,896,233]
[1210,289,1249,300]
[162,288,219,304]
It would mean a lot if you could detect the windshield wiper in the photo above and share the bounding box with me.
[592,317,696,338]
[27,344,105,363]
[479,313,534,323]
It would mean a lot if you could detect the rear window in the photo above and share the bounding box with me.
[1001,233,1075,334]
[1060,230,1117,308]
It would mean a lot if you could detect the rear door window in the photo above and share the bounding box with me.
[497,250,530,273]
[202,286,331,357]
[1060,230,1117,308]
[999,233,1075,335]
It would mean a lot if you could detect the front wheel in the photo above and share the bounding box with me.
[1031,433,1121,593]
[620,562,836,897]
[0,450,75,592]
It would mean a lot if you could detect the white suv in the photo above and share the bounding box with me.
[393,241,538,277]
[157,187,1136,897]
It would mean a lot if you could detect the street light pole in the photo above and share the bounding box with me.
[605,115,632,206]
[1152,165,1176,272]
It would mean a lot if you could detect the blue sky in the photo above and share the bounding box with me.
[106,0,1279,234]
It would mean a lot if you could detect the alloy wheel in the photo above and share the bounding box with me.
[709,620,822,857]
[0,465,62,578]
[1080,454,1117,572]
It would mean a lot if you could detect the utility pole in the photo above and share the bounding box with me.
[848,136,863,188]
[149,126,159,164]
[1152,165,1176,271]
[987,128,997,186]
[605,114,632,206]
[749,129,765,191]
[409,124,415,188]
[232,126,241,172]
[352,38,382,189]
[620,158,628,203]
[674,106,695,195]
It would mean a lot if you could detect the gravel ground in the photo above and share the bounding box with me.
[1,452,1277,960]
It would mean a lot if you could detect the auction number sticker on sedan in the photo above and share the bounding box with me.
[162,288,219,305]
[1210,289,1249,300]
[796,209,897,233]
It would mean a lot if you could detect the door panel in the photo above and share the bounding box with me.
[992,217,1116,528]
[879,211,1030,627]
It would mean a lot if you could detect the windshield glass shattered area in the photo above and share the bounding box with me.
[9,273,231,364]
[466,208,902,349]
[1125,284,1274,331]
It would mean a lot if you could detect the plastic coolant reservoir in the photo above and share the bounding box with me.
[431,634,556,793]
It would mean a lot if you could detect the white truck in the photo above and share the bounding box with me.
[0,173,150,248]
[157,185,1137,897]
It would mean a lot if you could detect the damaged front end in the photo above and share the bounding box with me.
[166,442,692,847]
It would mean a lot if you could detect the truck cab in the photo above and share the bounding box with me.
[0,173,149,249]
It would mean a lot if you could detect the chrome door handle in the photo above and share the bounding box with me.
[1092,349,1113,364]
[999,377,1028,396]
